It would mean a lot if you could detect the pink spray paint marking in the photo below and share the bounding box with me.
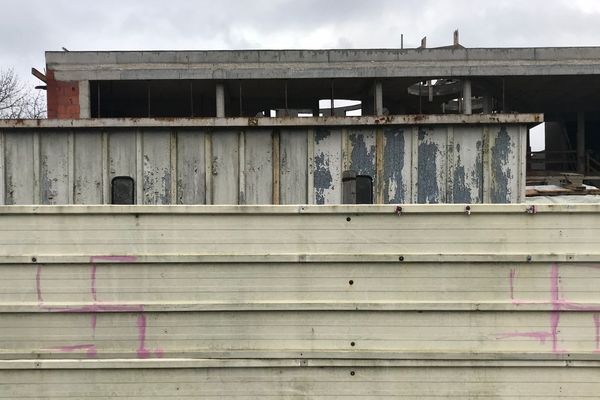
[500,264,565,352]
[35,255,159,359]
[53,344,97,358]
[89,256,137,303]
[88,255,138,333]
[135,314,164,359]
[500,263,600,353]
[549,263,563,353]
[136,314,151,359]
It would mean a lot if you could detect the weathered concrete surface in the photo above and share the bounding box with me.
[46,47,600,81]
[0,114,543,129]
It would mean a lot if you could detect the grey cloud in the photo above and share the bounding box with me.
[2,0,600,87]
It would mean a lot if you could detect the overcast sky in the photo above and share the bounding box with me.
[2,0,600,86]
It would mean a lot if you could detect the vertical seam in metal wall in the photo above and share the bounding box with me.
[238,130,245,205]
[375,128,384,204]
[135,129,143,205]
[272,130,280,205]
[341,128,350,172]
[170,130,178,204]
[306,129,315,205]
[205,132,213,205]
[337,129,343,204]
[446,126,454,204]
[68,131,75,204]
[411,126,419,203]
[33,131,40,205]
[101,130,109,204]
[0,130,4,205]
[519,125,527,203]
[482,126,491,203]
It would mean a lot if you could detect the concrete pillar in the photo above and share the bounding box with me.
[374,81,383,116]
[216,83,225,118]
[577,111,586,173]
[462,79,472,115]
[79,81,90,118]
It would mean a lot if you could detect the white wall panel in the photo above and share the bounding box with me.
[1,205,600,398]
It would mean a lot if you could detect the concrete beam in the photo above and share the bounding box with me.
[46,47,600,81]
[0,114,543,130]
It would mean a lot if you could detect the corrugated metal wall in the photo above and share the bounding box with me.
[1,204,600,398]
[0,124,526,205]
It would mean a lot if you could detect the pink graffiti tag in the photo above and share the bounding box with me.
[499,263,600,353]
[136,314,151,359]
[52,344,97,358]
[36,256,163,358]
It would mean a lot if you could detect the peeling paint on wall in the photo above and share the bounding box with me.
[417,129,441,204]
[349,130,376,176]
[142,132,172,205]
[314,128,341,205]
[491,127,513,203]
[0,125,525,205]
[383,127,406,203]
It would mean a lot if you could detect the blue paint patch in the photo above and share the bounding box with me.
[491,127,513,203]
[349,130,375,176]
[383,127,405,203]
[314,128,333,205]
[417,129,440,204]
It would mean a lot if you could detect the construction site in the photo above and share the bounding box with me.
[1,35,600,398]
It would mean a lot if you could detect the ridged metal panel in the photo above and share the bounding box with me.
[1,204,600,398]
[0,123,526,205]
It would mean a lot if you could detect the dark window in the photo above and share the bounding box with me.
[342,171,373,204]
[111,176,135,205]
[355,175,373,204]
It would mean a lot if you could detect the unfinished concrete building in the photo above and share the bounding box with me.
[1,44,600,399]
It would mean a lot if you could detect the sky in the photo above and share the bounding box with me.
[2,0,600,83]
[1,0,599,149]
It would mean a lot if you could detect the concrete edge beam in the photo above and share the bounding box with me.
[0,113,543,129]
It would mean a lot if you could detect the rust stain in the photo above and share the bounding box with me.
[247,117,258,126]
[374,116,393,125]
[409,115,425,123]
